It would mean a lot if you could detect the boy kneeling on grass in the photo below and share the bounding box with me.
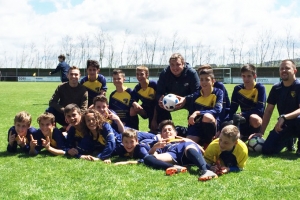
[143,120,218,181]
[204,125,248,175]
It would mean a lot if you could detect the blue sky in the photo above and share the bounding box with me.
[29,0,83,14]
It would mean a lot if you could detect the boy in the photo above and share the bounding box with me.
[229,64,266,141]
[114,128,152,165]
[183,69,223,146]
[49,54,70,82]
[131,66,158,132]
[93,95,125,134]
[80,60,107,107]
[197,64,231,123]
[144,120,218,181]
[109,69,136,129]
[29,112,67,156]
[47,66,88,127]
[204,125,248,174]
[7,111,37,153]
[64,104,84,156]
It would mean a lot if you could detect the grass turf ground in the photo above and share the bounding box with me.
[0,82,300,199]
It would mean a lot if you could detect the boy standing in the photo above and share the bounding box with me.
[229,64,266,141]
[80,60,107,107]
[131,66,158,132]
[7,111,37,153]
[49,54,70,82]
[204,125,248,174]
[47,66,88,127]
[109,70,136,129]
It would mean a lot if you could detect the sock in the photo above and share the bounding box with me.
[185,148,207,171]
[144,155,173,170]
[129,115,139,130]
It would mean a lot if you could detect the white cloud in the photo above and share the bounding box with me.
[0,0,300,68]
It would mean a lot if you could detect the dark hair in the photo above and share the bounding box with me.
[281,59,296,69]
[93,95,108,105]
[58,54,66,60]
[122,128,138,141]
[198,68,215,79]
[241,64,256,76]
[87,60,100,69]
[112,69,125,77]
[158,120,176,132]
[64,104,81,115]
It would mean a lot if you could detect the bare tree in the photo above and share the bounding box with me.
[120,30,130,67]
[61,35,75,64]
[95,30,106,68]
[257,30,272,67]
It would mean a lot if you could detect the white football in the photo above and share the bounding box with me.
[162,94,179,111]
[247,136,265,152]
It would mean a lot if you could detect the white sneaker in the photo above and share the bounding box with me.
[198,170,218,181]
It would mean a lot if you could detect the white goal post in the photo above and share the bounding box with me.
[212,68,231,84]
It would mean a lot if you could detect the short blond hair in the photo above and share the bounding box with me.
[220,125,240,141]
[136,66,149,76]
[122,128,138,141]
[14,111,32,126]
[37,112,55,124]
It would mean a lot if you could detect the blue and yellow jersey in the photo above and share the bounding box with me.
[34,128,66,152]
[204,138,248,170]
[77,123,116,160]
[229,82,266,119]
[7,126,37,153]
[66,126,84,149]
[115,143,151,160]
[267,80,300,115]
[132,80,157,113]
[80,74,107,106]
[109,87,133,126]
[213,82,231,121]
[186,87,223,119]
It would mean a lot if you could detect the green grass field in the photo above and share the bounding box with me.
[0,82,300,200]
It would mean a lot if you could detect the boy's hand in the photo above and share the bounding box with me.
[158,95,165,109]
[132,102,143,111]
[248,133,263,140]
[107,110,120,121]
[30,134,38,148]
[188,115,196,125]
[8,131,15,145]
[103,159,111,164]
[174,95,186,110]
[16,135,26,147]
[41,136,51,149]
[80,155,92,161]
[275,117,285,133]
[154,139,168,149]
[68,148,78,156]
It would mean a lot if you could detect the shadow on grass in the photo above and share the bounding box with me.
[0,151,16,157]
[261,151,299,160]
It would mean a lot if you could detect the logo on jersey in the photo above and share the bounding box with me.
[251,95,255,99]
[291,91,296,97]
[123,98,129,104]
[148,94,155,99]
[184,83,189,87]
[95,87,101,93]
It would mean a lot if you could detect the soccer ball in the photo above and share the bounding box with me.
[247,136,265,152]
[163,94,179,111]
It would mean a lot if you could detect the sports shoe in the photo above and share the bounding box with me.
[198,170,218,181]
[296,149,300,156]
[233,114,246,126]
[166,165,187,176]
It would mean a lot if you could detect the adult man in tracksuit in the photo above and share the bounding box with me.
[49,54,70,82]
[156,53,200,125]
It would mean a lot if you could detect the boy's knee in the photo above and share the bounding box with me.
[249,114,262,128]
[202,114,216,123]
